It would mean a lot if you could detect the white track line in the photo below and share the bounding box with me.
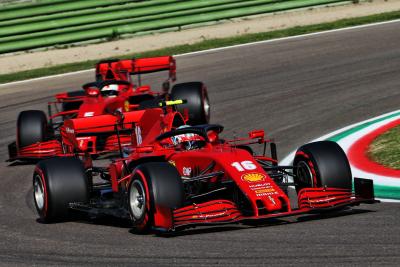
[0,69,93,87]
[176,18,400,57]
[1,18,400,88]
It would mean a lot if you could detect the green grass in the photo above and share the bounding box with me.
[368,126,400,170]
[1,9,400,84]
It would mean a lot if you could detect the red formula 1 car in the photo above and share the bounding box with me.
[32,124,377,233]
[8,56,210,161]
[94,56,210,126]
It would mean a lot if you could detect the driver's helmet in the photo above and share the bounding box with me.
[171,125,205,150]
[101,84,119,97]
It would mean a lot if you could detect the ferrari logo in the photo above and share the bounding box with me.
[241,172,266,183]
[168,160,176,166]
[124,101,130,112]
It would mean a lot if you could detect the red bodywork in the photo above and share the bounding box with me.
[96,127,376,231]
[10,56,183,160]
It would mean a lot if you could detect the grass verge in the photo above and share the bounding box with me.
[368,125,400,170]
[1,10,400,84]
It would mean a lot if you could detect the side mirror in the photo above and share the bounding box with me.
[248,129,265,141]
[137,85,150,93]
[135,146,154,153]
[207,130,219,143]
[87,88,100,97]
[55,92,69,100]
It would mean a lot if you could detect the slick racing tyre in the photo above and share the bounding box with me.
[33,157,89,223]
[17,110,48,148]
[62,90,85,112]
[293,141,352,192]
[171,82,210,125]
[128,162,184,233]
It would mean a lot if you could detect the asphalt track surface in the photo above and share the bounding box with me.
[1,22,400,266]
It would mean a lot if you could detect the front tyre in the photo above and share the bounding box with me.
[33,157,89,222]
[17,110,48,148]
[293,141,352,192]
[171,82,210,125]
[128,162,184,233]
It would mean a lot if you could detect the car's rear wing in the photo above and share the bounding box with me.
[95,56,176,82]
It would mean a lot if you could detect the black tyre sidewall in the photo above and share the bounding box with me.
[128,162,184,231]
[171,82,209,125]
[17,110,48,148]
[34,157,89,222]
[294,141,352,191]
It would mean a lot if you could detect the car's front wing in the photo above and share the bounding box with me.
[170,179,377,230]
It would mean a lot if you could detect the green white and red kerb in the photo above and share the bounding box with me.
[281,110,400,201]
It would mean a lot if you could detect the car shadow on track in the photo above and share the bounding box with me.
[141,225,251,238]
[7,160,38,166]
[157,207,375,237]
[295,207,375,222]
[31,206,376,236]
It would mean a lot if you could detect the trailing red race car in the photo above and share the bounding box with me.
[95,56,210,126]
[8,56,210,161]
[32,124,377,233]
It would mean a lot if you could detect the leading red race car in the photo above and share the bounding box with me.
[8,56,210,161]
[32,124,377,233]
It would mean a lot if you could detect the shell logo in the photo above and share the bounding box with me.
[241,172,266,183]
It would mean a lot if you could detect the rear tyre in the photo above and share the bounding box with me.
[17,110,48,148]
[62,90,85,112]
[293,141,352,192]
[128,162,184,233]
[33,157,89,222]
[171,82,210,125]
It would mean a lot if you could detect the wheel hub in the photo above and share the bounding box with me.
[297,161,314,187]
[33,175,45,210]
[129,180,146,220]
